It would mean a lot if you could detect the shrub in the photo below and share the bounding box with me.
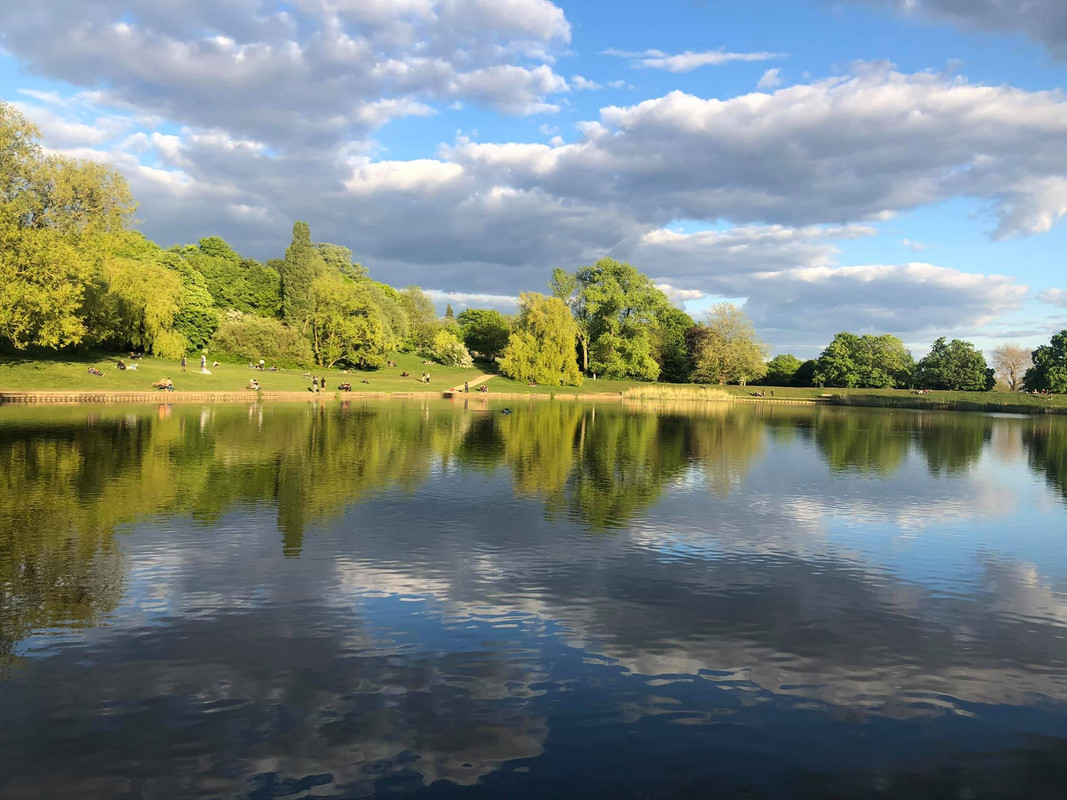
[432,329,473,367]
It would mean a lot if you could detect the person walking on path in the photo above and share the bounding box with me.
[181,354,187,372]
[464,382,469,393]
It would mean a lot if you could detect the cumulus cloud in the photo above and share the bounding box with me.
[0,0,572,146]
[743,262,1027,348]
[902,238,927,251]
[603,47,784,73]
[438,64,1067,238]
[849,0,1067,59]
[9,59,1050,348]
[1037,288,1067,307]
[570,75,602,90]
[756,68,782,89]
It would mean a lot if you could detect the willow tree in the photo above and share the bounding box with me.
[0,102,135,349]
[499,292,583,386]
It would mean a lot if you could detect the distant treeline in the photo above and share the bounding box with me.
[2,101,1065,391]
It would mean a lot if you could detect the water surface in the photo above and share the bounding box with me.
[2,399,1067,798]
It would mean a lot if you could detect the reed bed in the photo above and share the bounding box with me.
[622,385,733,402]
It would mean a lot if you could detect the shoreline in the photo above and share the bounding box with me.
[0,389,1063,416]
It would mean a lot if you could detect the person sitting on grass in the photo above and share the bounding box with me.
[117,359,127,370]
[88,366,105,376]
[401,371,409,377]
[152,378,174,392]
[338,382,352,392]
[248,379,261,391]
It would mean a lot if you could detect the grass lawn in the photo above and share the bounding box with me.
[713,383,1067,412]
[2,350,1065,413]
[0,351,485,394]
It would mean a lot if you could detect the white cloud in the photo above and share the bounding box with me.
[603,47,784,73]
[756,68,782,89]
[0,0,573,145]
[570,75,602,90]
[902,238,927,251]
[1037,288,1067,307]
[11,59,1054,350]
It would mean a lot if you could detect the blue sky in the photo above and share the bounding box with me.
[2,0,1066,357]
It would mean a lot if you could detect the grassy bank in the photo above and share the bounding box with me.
[0,351,480,395]
[690,383,1067,414]
[2,351,1064,413]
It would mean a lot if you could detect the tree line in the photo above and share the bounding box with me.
[2,101,1065,391]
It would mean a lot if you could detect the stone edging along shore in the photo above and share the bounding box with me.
[0,389,827,406]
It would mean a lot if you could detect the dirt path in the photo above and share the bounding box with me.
[446,374,496,393]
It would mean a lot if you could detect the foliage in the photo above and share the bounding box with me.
[399,285,438,350]
[210,315,314,367]
[690,303,767,385]
[432,328,473,367]
[792,359,819,387]
[316,241,366,280]
[814,332,913,388]
[562,258,671,380]
[0,102,135,350]
[457,308,511,360]
[281,221,326,330]
[1024,331,1067,393]
[762,354,802,386]
[176,238,281,318]
[499,292,583,386]
[89,234,187,357]
[653,305,696,383]
[308,275,389,369]
[914,337,994,391]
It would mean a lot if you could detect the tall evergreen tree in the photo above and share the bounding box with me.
[281,221,326,331]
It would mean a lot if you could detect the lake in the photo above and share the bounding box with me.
[1,398,1066,798]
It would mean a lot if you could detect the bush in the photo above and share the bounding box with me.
[432,329,473,367]
[209,316,313,368]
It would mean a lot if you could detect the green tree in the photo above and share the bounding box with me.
[654,305,695,383]
[1024,330,1067,393]
[762,354,802,386]
[792,359,818,387]
[572,258,670,380]
[914,337,995,391]
[86,233,186,357]
[814,332,913,388]
[308,275,388,369]
[690,303,767,385]
[316,241,366,280]
[457,308,511,361]
[0,102,135,350]
[499,292,583,386]
[399,285,438,350]
[281,221,326,331]
[550,268,589,373]
[445,303,455,320]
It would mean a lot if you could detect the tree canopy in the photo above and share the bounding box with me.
[499,293,583,386]
[458,308,511,361]
[914,337,994,391]
[814,332,913,388]
[1025,330,1067,393]
[690,303,767,386]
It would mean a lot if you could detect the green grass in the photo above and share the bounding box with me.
[2,351,1065,414]
[0,350,485,394]
[713,383,1067,413]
